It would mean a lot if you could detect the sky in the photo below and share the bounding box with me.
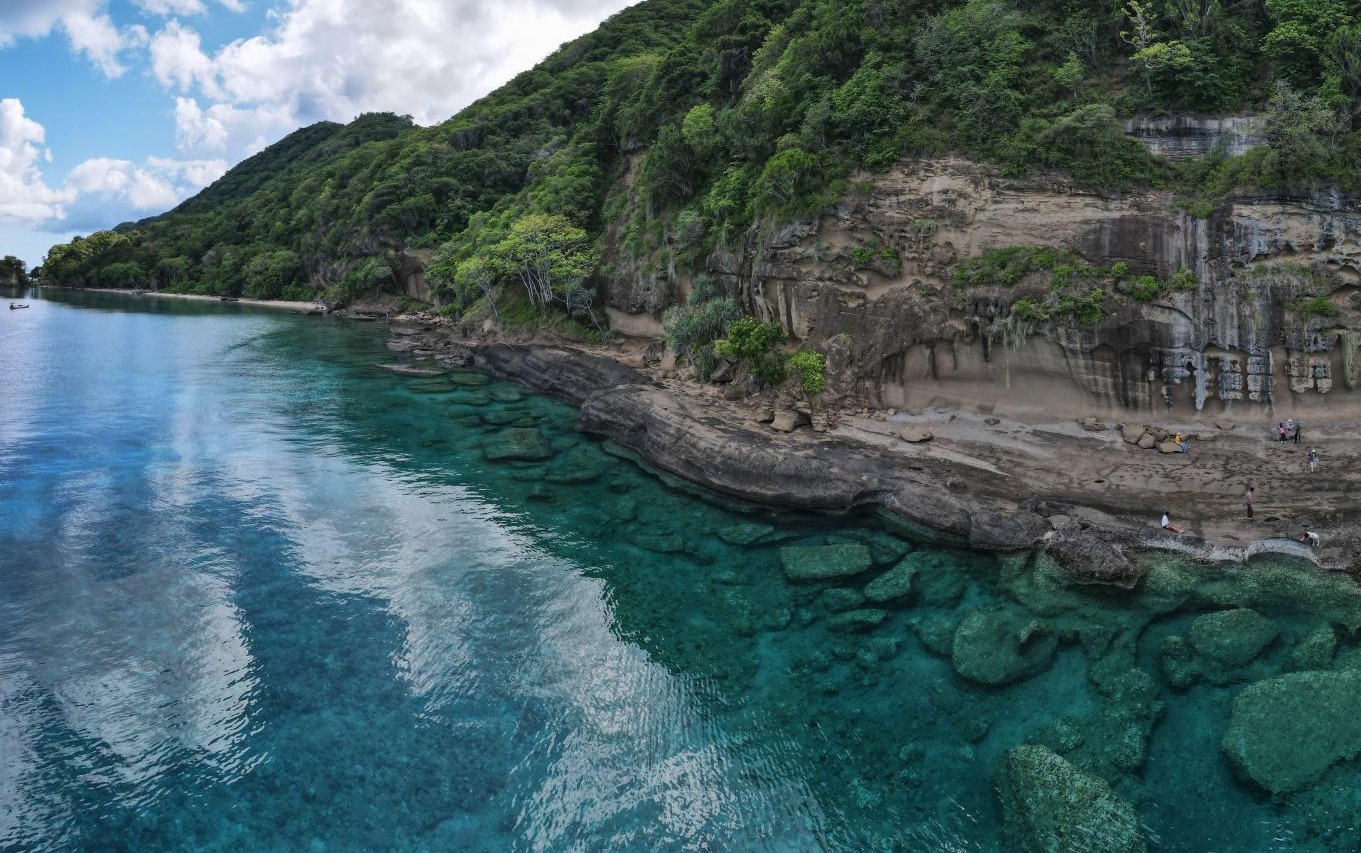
[0,0,636,267]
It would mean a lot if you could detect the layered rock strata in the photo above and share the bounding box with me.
[643,159,1361,418]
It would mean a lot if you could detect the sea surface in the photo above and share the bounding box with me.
[2,288,1360,852]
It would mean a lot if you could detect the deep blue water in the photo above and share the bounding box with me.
[3,289,1361,852]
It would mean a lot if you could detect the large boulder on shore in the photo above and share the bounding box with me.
[779,543,873,581]
[1046,529,1142,588]
[996,745,1146,853]
[1189,609,1278,667]
[1223,670,1361,795]
[952,605,1058,686]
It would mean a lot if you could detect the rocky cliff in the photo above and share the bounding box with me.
[612,156,1361,420]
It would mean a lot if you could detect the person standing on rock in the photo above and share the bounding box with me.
[1293,422,1302,445]
[1308,447,1320,473]
[1245,485,1255,520]
[1278,422,1287,443]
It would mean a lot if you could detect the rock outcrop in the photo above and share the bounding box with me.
[626,158,1361,419]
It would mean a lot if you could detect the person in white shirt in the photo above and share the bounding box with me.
[1161,512,1183,534]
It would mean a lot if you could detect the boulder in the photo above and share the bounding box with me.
[1189,609,1278,666]
[770,410,808,433]
[1136,433,1157,450]
[717,523,776,546]
[1079,416,1105,432]
[544,447,608,484]
[481,428,554,462]
[1223,670,1361,795]
[1047,530,1142,588]
[1156,440,1182,454]
[1292,624,1338,671]
[632,532,686,554]
[779,543,873,581]
[1121,423,1146,444]
[1195,432,1217,442]
[898,426,934,443]
[863,557,917,603]
[996,745,1146,853]
[821,588,867,613]
[952,605,1059,686]
[827,608,890,633]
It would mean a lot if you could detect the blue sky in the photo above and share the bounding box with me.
[0,0,634,268]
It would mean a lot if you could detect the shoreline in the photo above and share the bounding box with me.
[384,318,1359,583]
[41,286,326,314]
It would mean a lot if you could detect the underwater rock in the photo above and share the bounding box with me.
[910,613,958,656]
[481,428,554,462]
[779,543,873,581]
[826,608,890,633]
[543,446,608,484]
[489,388,524,402]
[1292,625,1338,671]
[455,390,492,406]
[1160,636,1198,690]
[952,606,1059,686]
[821,588,867,613]
[828,529,913,564]
[632,532,686,554]
[863,558,917,603]
[1189,609,1278,666]
[1223,670,1361,795]
[916,562,969,606]
[717,522,777,546]
[996,745,1146,853]
[481,408,531,426]
[447,371,492,386]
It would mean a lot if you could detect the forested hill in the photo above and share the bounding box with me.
[40,0,1361,320]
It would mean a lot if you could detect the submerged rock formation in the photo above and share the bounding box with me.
[996,745,1146,853]
[1223,670,1361,796]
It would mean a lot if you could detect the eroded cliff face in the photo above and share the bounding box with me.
[615,157,1361,419]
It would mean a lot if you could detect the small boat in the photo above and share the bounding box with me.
[9,304,29,310]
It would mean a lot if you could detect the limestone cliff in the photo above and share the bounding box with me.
[612,157,1361,419]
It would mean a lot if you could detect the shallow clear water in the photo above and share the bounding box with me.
[3,289,1361,852]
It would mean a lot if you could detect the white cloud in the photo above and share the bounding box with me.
[150,21,214,91]
[61,10,138,77]
[1,0,239,77]
[0,98,226,232]
[160,0,637,157]
[0,99,72,224]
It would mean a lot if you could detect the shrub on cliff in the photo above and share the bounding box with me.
[714,317,788,386]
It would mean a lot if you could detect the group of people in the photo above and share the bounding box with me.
[1159,416,1327,549]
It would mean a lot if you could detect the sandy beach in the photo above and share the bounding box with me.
[44,286,326,313]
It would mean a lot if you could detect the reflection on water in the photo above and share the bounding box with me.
[2,290,1360,851]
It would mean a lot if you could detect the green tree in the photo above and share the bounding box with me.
[491,214,598,316]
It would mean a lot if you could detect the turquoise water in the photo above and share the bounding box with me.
[3,289,1361,851]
